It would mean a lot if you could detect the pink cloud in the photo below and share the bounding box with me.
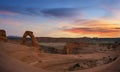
[0,11,17,15]
[101,5,120,19]
[0,18,21,26]
[64,27,120,37]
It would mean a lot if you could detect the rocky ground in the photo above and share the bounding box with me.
[0,41,120,72]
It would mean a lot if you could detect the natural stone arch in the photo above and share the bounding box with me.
[21,31,39,47]
[0,29,8,42]
[64,42,79,54]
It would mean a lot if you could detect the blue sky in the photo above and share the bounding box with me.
[0,0,120,38]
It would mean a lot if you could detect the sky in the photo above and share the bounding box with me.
[0,0,120,38]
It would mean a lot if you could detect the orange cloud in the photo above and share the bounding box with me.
[75,19,120,27]
[63,19,120,38]
[64,27,120,37]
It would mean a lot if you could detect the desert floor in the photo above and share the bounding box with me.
[0,41,120,72]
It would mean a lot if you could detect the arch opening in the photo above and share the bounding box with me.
[21,31,39,47]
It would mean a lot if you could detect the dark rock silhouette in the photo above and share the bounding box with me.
[21,31,39,47]
[0,29,8,42]
[68,63,80,71]
[112,41,120,49]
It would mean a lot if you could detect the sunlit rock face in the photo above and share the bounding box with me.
[0,29,8,42]
[21,31,39,47]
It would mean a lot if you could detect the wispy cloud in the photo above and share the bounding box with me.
[101,4,120,19]
[0,17,21,26]
[73,19,120,28]
[0,6,42,16]
[0,5,83,18]
[41,8,83,18]
[62,19,120,37]
[64,27,120,33]
[0,11,17,15]
[63,27,120,37]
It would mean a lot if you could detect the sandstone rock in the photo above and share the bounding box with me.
[0,29,8,42]
[21,31,39,47]
[64,42,79,54]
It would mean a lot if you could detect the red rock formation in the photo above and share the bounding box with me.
[0,29,8,42]
[64,42,79,54]
[21,31,39,47]
[64,42,89,54]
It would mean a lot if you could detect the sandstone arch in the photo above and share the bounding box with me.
[21,31,39,47]
[0,29,8,42]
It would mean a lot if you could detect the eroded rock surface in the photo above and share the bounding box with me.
[0,29,8,42]
[21,31,39,47]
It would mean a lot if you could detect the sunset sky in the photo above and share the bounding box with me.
[0,0,120,38]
